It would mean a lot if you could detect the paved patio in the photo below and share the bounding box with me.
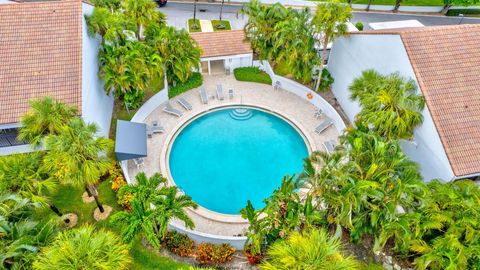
[127,74,340,236]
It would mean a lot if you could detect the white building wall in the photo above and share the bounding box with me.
[327,35,455,181]
[81,3,114,137]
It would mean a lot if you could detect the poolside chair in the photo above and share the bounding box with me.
[315,117,333,134]
[228,88,234,99]
[199,87,208,105]
[177,97,192,111]
[150,121,165,134]
[163,103,182,117]
[274,81,281,91]
[133,158,144,169]
[216,84,225,100]
[314,108,324,119]
[323,139,338,154]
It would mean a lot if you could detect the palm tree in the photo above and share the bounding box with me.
[152,186,198,240]
[259,229,359,270]
[349,70,425,140]
[312,0,352,90]
[17,97,76,147]
[122,0,161,40]
[33,225,131,270]
[43,118,113,213]
[112,198,163,248]
[91,0,122,13]
[0,153,62,216]
[85,7,131,44]
[118,172,167,211]
[148,27,201,84]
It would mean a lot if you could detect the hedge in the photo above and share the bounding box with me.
[233,67,272,85]
[168,72,203,98]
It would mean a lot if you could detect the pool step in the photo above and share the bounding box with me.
[229,108,253,120]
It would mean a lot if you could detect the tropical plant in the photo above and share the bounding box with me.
[273,8,320,83]
[164,230,195,257]
[85,7,131,44]
[118,172,166,211]
[32,225,131,270]
[259,228,359,270]
[0,153,62,216]
[152,186,197,240]
[112,198,164,248]
[349,70,425,140]
[0,192,58,269]
[194,243,235,266]
[17,97,76,147]
[43,118,113,213]
[91,0,122,13]
[312,0,352,66]
[122,0,164,40]
[147,26,201,84]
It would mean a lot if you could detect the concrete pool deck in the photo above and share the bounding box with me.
[127,74,341,237]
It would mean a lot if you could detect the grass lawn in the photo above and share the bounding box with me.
[35,181,190,269]
[212,20,232,31]
[234,67,272,85]
[168,72,203,98]
[188,19,202,33]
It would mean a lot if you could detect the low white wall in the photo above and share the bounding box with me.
[131,76,169,123]
[168,224,247,250]
[253,60,347,134]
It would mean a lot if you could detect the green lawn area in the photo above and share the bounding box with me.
[188,19,202,33]
[35,181,190,269]
[234,67,272,85]
[168,72,203,98]
[212,20,232,31]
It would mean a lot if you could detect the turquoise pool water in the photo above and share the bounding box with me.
[168,107,308,215]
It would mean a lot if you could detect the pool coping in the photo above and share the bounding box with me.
[160,103,316,224]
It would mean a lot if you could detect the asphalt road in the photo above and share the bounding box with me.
[161,2,480,29]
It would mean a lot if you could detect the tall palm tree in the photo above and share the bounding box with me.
[85,7,131,44]
[349,70,425,140]
[32,225,131,270]
[312,0,352,90]
[152,186,197,240]
[17,97,76,147]
[43,118,113,213]
[0,153,62,216]
[259,229,359,270]
[118,172,167,211]
[122,0,161,40]
[112,198,163,248]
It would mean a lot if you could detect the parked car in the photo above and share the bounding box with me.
[156,0,167,7]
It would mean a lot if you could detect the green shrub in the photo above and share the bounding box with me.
[122,90,145,109]
[194,243,235,266]
[168,72,203,98]
[233,67,272,85]
[188,19,201,33]
[212,20,232,31]
[163,231,195,257]
[355,22,364,31]
[446,9,480,17]
[317,68,334,92]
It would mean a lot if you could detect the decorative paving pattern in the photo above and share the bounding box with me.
[127,74,340,237]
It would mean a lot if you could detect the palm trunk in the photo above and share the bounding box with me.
[85,184,93,197]
[48,203,63,216]
[192,0,198,29]
[315,38,329,92]
[366,0,373,11]
[218,0,225,29]
[393,0,401,12]
[90,186,105,213]
[441,2,452,14]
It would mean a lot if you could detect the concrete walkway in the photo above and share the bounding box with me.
[199,19,213,32]
[128,74,340,237]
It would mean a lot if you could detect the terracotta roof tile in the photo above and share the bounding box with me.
[353,24,480,177]
[0,0,82,125]
[190,30,252,58]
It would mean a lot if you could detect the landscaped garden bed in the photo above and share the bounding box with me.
[212,20,232,31]
[188,18,202,32]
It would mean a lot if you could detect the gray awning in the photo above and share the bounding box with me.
[115,120,147,161]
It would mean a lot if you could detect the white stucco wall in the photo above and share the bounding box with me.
[81,3,114,138]
[327,35,454,181]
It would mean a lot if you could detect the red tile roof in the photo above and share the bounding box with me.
[190,30,252,58]
[353,24,480,177]
[0,0,82,125]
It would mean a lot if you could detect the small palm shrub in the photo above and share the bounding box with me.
[164,230,195,257]
[195,243,235,266]
[260,229,359,270]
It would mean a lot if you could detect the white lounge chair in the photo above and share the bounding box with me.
[133,158,144,169]
[323,140,338,154]
[163,103,182,117]
[228,88,234,99]
[315,117,333,134]
[151,121,165,134]
[314,108,324,119]
[216,84,224,100]
[199,87,208,104]
[177,97,192,111]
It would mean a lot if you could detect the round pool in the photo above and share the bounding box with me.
[168,107,308,215]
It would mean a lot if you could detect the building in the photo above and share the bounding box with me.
[190,30,253,75]
[0,0,113,155]
[327,24,480,182]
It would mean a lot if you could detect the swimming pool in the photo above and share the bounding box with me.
[168,107,308,215]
